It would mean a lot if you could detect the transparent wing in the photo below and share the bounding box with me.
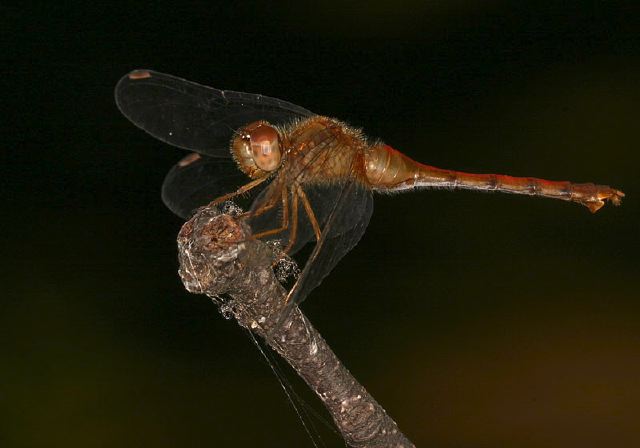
[285,178,373,308]
[247,176,373,303]
[127,70,373,308]
[115,69,314,156]
[244,125,374,305]
[161,153,259,219]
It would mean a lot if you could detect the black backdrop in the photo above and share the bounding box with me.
[3,2,639,447]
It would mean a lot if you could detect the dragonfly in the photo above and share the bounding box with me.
[115,69,624,311]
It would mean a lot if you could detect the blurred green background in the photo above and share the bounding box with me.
[3,1,639,447]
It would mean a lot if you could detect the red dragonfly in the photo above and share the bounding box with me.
[115,69,624,309]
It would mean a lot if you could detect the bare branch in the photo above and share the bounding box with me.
[176,206,415,448]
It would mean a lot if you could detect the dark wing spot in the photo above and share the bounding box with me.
[178,152,202,167]
[128,70,152,80]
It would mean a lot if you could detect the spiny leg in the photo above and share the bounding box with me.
[252,186,290,240]
[282,187,321,306]
[208,176,267,207]
[283,191,300,254]
[240,188,281,220]
[298,187,322,242]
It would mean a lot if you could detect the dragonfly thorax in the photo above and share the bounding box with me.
[231,121,283,179]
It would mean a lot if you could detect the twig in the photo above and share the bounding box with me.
[176,206,415,448]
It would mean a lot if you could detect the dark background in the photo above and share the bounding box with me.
[3,1,639,447]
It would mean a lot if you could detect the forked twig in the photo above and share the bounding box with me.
[176,206,415,448]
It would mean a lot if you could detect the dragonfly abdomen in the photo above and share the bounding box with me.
[365,144,624,212]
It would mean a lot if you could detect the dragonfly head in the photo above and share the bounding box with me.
[231,121,283,179]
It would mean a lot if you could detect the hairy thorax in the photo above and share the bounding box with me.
[280,116,369,185]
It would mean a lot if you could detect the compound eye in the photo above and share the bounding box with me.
[247,123,281,172]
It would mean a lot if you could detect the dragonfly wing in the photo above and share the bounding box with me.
[245,173,373,308]
[242,123,374,309]
[115,69,314,156]
[286,177,374,308]
[162,153,257,219]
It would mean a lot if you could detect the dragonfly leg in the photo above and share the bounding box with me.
[252,186,290,239]
[249,185,316,253]
[283,192,300,253]
[208,176,268,207]
[298,187,321,242]
[241,191,281,220]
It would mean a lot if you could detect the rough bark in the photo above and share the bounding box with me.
[177,206,415,448]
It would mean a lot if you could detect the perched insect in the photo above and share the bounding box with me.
[115,69,624,310]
